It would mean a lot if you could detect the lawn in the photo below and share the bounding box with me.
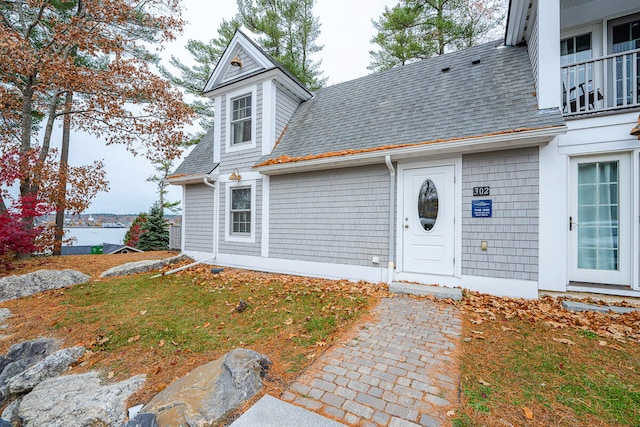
[455,293,640,427]
[1,254,639,426]
[0,257,385,405]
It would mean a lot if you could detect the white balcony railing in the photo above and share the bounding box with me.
[561,48,640,115]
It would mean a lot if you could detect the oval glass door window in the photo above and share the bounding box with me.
[418,179,438,231]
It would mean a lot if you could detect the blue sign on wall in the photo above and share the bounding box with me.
[472,199,492,218]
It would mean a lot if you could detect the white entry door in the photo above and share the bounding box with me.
[568,153,632,285]
[402,165,455,275]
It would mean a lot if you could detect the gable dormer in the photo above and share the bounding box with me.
[203,30,312,169]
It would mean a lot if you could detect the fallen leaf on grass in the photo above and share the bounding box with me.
[523,406,534,419]
[158,339,165,347]
[501,326,513,332]
[478,378,491,386]
[306,353,316,360]
[552,338,575,345]
[127,335,140,343]
[446,410,456,417]
[598,340,608,347]
[107,371,114,380]
[545,320,566,329]
[139,310,147,316]
[284,318,293,326]
[471,330,484,335]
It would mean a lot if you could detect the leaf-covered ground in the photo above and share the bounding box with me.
[455,291,640,426]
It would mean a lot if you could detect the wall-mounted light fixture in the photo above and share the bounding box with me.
[230,54,243,68]
[229,168,242,181]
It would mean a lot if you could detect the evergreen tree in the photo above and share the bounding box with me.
[369,0,504,72]
[147,159,180,214]
[237,0,325,90]
[159,18,241,136]
[137,203,168,251]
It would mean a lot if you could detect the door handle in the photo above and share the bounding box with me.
[404,224,409,229]
[569,216,578,231]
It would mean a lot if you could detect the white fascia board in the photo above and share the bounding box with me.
[203,32,273,93]
[255,126,567,175]
[167,173,219,186]
[205,68,311,102]
[505,0,529,46]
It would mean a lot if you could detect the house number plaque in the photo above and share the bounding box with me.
[473,186,490,196]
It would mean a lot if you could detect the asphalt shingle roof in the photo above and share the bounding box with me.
[259,41,565,165]
[171,128,217,177]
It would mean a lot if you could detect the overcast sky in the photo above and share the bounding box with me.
[54,0,400,214]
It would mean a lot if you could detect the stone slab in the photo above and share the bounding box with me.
[230,395,347,427]
[390,282,462,301]
[562,300,638,314]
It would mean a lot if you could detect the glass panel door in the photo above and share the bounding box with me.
[577,162,619,271]
[569,154,631,286]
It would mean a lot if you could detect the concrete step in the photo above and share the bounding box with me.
[562,300,638,314]
[230,394,346,427]
[390,282,462,301]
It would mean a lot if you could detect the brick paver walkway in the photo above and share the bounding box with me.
[282,296,462,427]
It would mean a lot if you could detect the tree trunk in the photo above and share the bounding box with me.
[18,76,36,232]
[53,90,73,256]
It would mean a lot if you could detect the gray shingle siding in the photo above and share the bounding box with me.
[461,147,539,281]
[269,165,390,266]
[275,85,299,140]
[184,184,215,253]
[223,47,262,81]
[220,85,263,173]
[218,180,262,256]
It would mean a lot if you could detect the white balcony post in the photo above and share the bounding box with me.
[537,0,561,110]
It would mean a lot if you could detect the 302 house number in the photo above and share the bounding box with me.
[473,186,490,196]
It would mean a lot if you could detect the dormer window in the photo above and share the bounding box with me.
[231,94,252,145]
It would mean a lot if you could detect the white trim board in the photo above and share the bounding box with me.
[214,253,387,284]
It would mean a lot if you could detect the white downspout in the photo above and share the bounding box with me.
[203,177,217,259]
[385,156,395,285]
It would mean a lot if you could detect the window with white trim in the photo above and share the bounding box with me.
[231,94,252,145]
[230,187,251,234]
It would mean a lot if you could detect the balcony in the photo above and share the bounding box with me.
[561,48,640,116]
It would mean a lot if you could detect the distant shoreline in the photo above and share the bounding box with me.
[65,226,128,229]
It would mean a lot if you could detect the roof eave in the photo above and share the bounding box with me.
[167,173,218,185]
[254,126,567,175]
[505,0,529,46]
[203,67,312,102]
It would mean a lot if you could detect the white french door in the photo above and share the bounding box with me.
[568,153,632,285]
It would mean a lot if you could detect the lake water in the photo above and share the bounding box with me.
[64,228,128,246]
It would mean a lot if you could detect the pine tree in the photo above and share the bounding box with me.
[369,0,504,72]
[237,0,325,90]
[137,204,168,251]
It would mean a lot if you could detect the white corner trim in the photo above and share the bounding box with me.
[214,253,387,283]
[262,80,276,155]
[225,85,258,154]
[213,97,221,163]
[180,186,186,253]
[224,180,257,243]
[261,176,270,258]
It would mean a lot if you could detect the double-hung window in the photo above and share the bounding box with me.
[230,187,251,235]
[231,94,252,145]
